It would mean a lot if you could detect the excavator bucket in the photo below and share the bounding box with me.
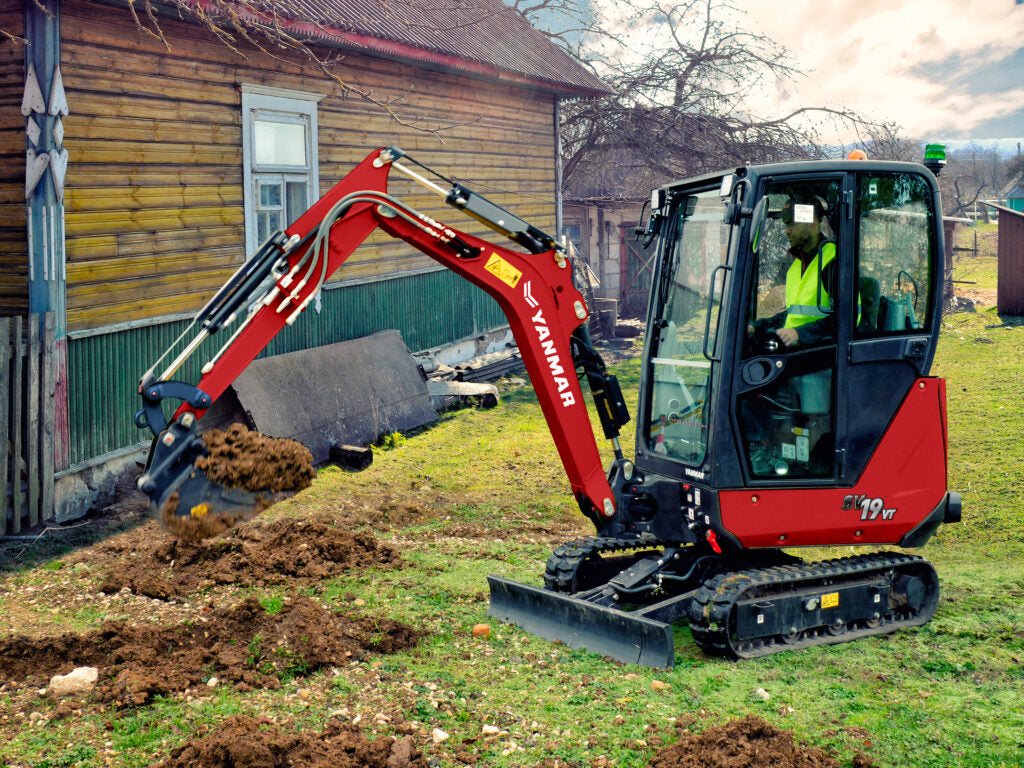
[152,466,267,522]
[487,576,676,669]
[137,417,308,536]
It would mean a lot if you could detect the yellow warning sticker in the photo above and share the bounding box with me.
[484,253,522,288]
[821,592,839,609]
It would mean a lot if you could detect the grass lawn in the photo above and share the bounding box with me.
[1,308,1022,768]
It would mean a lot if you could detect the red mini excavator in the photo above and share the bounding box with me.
[135,145,960,668]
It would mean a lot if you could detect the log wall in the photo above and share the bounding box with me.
[60,0,559,332]
[0,0,26,316]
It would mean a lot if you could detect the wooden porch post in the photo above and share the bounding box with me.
[24,0,70,480]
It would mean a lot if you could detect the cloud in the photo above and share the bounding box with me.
[737,0,1024,139]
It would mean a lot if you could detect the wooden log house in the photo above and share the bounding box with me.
[0,0,610,521]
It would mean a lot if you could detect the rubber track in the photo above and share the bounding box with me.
[688,552,938,659]
[543,534,662,593]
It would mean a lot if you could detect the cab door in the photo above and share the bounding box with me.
[842,170,941,482]
[732,175,848,485]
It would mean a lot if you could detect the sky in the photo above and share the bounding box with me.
[740,0,1024,148]
[559,0,1024,151]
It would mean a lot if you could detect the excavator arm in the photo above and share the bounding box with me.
[136,147,629,526]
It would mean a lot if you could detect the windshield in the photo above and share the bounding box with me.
[645,187,732,466]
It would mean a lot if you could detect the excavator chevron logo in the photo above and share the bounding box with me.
[523,280,539,308]
[523,281,574,407]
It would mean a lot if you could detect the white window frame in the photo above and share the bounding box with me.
[241,85,323,257]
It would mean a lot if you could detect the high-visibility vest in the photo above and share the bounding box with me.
[784,242,835,329]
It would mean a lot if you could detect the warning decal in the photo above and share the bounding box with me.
[484,253,522,288]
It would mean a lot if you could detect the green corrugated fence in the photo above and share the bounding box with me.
[66,270,505,466]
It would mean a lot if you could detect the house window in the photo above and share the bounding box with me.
[241,86,322,256]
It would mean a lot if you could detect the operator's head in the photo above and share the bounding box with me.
[780,195,830,259]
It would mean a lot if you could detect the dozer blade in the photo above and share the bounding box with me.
[487,576,676,669]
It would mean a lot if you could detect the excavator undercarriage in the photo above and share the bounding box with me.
[491,537,939,666]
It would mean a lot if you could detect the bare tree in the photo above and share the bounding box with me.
[939,143,1004,218]
[532,0,875,198]
[851,122,923,163]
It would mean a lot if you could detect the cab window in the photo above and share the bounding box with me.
[854,173,935,335]
[745,180,842,355]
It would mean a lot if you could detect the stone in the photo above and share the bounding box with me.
[432,728,450,744]
[755,687,771,701]
[48,667,98,698]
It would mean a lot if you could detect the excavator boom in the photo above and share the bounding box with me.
[136,147,626,527]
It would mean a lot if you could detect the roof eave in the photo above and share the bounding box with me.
[189,0,612,98]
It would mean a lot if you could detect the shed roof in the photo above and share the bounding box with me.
[189,0,613,97]
[983,201,1024,219]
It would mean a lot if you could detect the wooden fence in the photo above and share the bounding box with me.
[2,312,57,536]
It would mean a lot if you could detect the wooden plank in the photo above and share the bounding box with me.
[68,165,243,188]
[27,315,40,528]
[69,141,241,167]
[10,315,22,534]
[0,317,9,536]
[66,93,241,125]
[68,119,240,146]
[65,184,243,213]
[65,205,244,236]
[41,312,55,522]
[66,248,241,282]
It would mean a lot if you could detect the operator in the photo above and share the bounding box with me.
[757,195,836,349]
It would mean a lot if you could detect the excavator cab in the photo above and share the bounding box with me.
[640,162,941,499]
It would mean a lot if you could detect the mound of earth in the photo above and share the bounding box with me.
[156,715,426,768]
[160,424,317,541]
[0,595,421,706]
[98,517,401,599]
[648,715,877,768]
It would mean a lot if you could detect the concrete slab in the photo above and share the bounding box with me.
[214,330,436,464]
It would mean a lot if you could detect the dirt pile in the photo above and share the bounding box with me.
[160,424,317,541]
[648,715,877,768]
[155,715,426,768]
[99,516,401,598]
[0,595,421,706]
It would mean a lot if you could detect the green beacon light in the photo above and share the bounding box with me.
[924,143,946,176]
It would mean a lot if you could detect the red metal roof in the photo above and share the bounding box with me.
[191,0,612,97]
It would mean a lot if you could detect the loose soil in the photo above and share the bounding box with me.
[161,424,316,541]
[647,716,877,768]
[97,515,401,599]
[155,715,426,768]
[0,595,421,706]
[198,424,316,494]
